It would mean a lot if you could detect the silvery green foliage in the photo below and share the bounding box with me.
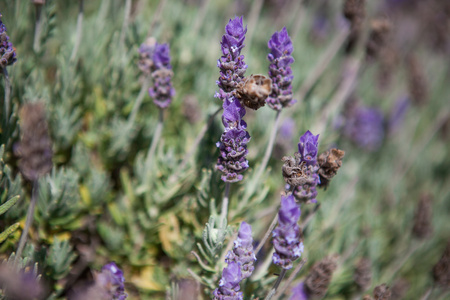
[46,238,77,280]
[37,168,81,227]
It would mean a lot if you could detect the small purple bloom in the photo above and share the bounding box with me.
[266,27,296,111]
[298,130,320,166]
[213,262,243,300]
[146,42,175,109]
[216,99,250,182]
[290,282,309,300]
[0,13,17,68]
[97,262,127,300]
[226,222,256,279]
[216,16,248,99]
[343,105,384,151]
[273,194,304,269]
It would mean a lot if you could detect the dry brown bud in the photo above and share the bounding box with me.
[304,256,338,299]
[406,54,428,106]
[317,148,345,188]
[354,258,372,291]
[412,194,433,239]
[282,153,316,187]
[432,240,450,288]
[236,74,272,110]
[373,284,391,300]
[15,102,53,181]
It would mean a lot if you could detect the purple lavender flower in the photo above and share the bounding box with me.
[96,262,127,300]
[266,27,296,111]
[298,130,319,166]
[216,98,250,182]
[216,16,248,100]
[343,104,384,151]
[213,262,243,300]
[290,282,309,300]
[225,221,256,279]
[273,194,304,269]
[145,42,175,109]
[0,13,17,68]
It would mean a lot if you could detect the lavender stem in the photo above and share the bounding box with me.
[33,4,42,52]
[127,77,151,126]
[264,269,288,300]
[147,0,167,37]
[255,213,278,256]
[254,110,281,184]
[2,68,10,122]
[273,259,307,300]
[220,182,231,229]
[70,0,84,62]
[119,0,131,50]
[15,180,39,263]
[146,108,164,166]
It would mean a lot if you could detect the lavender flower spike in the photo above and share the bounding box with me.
[216,16,248,100]
[216,98,250,182]
[293,130,320,203]
[96,262,128,300]
[266,27,296,111]
[213,262,243,300]
[0,13,17,68]
[273,194,304,269]
[147,42,175,109]
[290,282,309,300]
[226,221,256,279]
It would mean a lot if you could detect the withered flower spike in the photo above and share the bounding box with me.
[406,54,428,106]
[304,256,338,299]
[432,240,450,288]
[366,17,392,61]
[317,148,345,188]
[354,258,372,291]
[412,194,433,239]
[373,284,391,300]
[282,153,316,187]
[236,74,272,110]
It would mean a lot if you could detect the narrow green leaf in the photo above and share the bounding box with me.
[0,222,20,243]
[0,195,20,216]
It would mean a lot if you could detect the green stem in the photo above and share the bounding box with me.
[119,0,132,50]
[146,108,164,166]
[220,182,231,229]
[255,213,278,256]
[15,180,39,263]
[70,0,84,62]
[33,4,43,52]
[127,77,151,126]
[273,259,307,300]
[264,269,288,300]
[2,67,11,122]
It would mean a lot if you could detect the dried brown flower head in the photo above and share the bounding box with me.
[373,284,391,300]
[138,37,157,75]
[236,74,272,110]
[15,102,53,181]
[432,240,450,288]
[366,17,392,61]
[282,153,316,187]
[304,256,338,299]
[406,54,428,106]
[317,148,345,188]
[412,194,433,239]
[343,0,366,54]
[354,258,372,291]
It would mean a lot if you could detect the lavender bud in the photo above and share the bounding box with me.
[147,43,175,109]
[272,194,304,269]
[0,13,17,68]
[432,240,450,288]
[213,262,243,300]
[412,194,433,239]
[298,130,319,166]
[216,99,250,182]
[225,222,256,279]
[15,102,53,181]
[317,148,345,188]
[95,262,127,300]
[353,258,372,291]
[138,37,157,75]
[343,104,384,152]
[304,256,338,299]
[266,27,296,111]
[290,282,309,300]
[373,284,391,300]
[216,16,248,99]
